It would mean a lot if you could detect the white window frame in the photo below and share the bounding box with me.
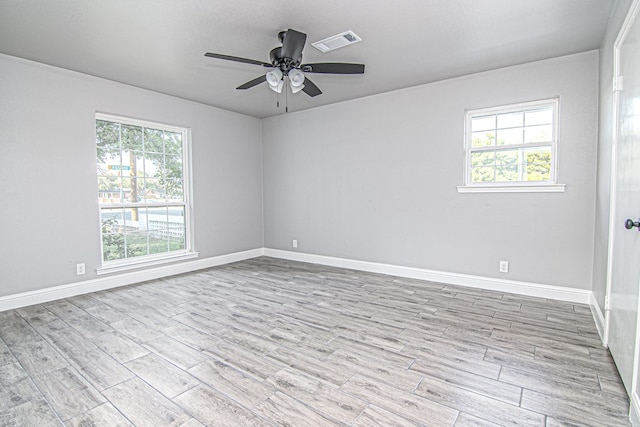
[95,113,197,275]
[457,98,565,193]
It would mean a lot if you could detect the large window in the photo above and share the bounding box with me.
[96,113,194,271]
[460,98,564,193]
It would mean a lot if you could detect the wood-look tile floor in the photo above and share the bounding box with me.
[0,257,631,426]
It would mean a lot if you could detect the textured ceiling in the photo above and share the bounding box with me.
[0,0,614,118]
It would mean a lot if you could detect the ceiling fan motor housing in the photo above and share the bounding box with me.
[269,47,282,66]
[269,49,302,70]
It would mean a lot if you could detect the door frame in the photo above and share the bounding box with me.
[604,0,640,422]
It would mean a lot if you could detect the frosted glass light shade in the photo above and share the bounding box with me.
[289,69,305,87]
[266,69,283,93]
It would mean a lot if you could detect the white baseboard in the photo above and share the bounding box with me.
[0,248,264,312]
[263,248,592,304]
[631,392,640,427]
[0,247,595,313]
[589,292,607,346]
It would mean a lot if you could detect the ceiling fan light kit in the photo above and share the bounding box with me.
[204,28,365,106]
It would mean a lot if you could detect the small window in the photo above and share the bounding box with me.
[95,113,195,271]
[459,99,564,193]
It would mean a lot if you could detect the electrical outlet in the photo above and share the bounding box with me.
[76,263,86,275]
[292,239,298,248]
[499,260,509,273]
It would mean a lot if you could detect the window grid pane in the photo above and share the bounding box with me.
[470,146,552,183]
[96,115,188,264]
[466,100,557,185]
[497,112,523,129]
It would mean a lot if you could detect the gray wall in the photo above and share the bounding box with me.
[0,48,603,299]
[0,54,264,298]
[263,51,599,290]
[591,0,634,311]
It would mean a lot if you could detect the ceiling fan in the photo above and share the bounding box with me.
[204,29,365,98]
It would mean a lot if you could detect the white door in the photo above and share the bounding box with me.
[607,0,640,397]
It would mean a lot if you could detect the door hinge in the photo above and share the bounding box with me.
[613,76,624,92]
[605,295,611,310]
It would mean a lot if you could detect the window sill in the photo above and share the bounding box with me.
[456,184,566,193]
[96,251,200,276]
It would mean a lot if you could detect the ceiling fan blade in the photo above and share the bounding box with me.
[281,29,307,62]
[236,75,267,90]
[301,77,322,97]
[204,52,272,68]
[301,63,365,74]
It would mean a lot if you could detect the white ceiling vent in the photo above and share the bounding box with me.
[311,30,362,53]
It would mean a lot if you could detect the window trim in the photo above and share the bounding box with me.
[95,112,197,273]
[458,98,564,193]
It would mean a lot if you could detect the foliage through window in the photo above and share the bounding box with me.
[96,114,191,264]
[464,99,558,187]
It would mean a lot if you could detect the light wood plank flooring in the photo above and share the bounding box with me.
[0,257,631,426]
